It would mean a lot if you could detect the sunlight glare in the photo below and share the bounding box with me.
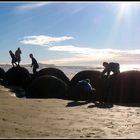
[119,2,131,16]
[120,2,131,10]
[106,2,133,47]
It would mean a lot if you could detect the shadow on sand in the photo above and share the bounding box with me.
[88,101,114,108]
[66,100,90,107]
[115,103,140,107]
[66,100,114,108]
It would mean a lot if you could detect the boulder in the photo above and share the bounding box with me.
[0,67,5,80]
[109,70,140,103]
[33,67,70,85]
[3,66,30,86]
[25,75,68,99]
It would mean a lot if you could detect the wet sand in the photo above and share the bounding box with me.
[0,85,140,139]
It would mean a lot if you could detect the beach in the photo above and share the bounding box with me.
[1,83,140,139]
[2,1,140,138]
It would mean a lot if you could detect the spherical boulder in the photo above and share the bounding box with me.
[0,67,5,84]
[33,67,70,85]
[25,75,68,99]
[109,70,140,103]
[68,70,101,100]
[68,70,140,103]
[3,66,30,86]
[0,67,5,79]
[22,73,34,90]
[95,75,112,102]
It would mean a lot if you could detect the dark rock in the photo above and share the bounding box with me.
[3,66,30,86]
[0,67,5,80]
[25,75,68,99]
[109,70,140,103]
[33,67,70,85]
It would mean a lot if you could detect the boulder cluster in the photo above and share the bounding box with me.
[1,66,140,104]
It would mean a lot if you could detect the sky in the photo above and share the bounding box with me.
[1,1,140,67]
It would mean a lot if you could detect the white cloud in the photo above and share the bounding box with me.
[48,45,121,59]
[20,35,140,66]
[20,35,74,46]
[16,2,50,11]
[45,45,140,65]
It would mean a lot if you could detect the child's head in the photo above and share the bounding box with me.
[29,53,33,58]
[9,50,12,54]
[85,78,90,83]
[103,62,108,67]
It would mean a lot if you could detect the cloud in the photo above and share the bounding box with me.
[45,45,140,65]
[20,35,74,46]
[40,56,91,65]
[48,45,120,59]
[16,2,50,11]
[20,35,140,66]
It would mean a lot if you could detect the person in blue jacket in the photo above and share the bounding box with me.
[77,78,96,95]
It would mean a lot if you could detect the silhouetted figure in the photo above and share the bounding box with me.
[76,78,96,100]
[29,53,39,74]
[101,62,120,78]
[9,50,17,67]
[15,47,22,66]
[101,62,120,102]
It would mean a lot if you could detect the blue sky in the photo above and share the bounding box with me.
[1,1,140,66]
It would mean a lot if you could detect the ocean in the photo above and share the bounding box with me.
[0,64,103,80]
[1,63,140,80]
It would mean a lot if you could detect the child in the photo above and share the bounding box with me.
[76,78,96,100]
[15,48,22,66]
[9,50,17,67]
[29,53,39,74]
[101,62,120,78]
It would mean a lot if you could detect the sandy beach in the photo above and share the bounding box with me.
[1,84,140,139]
[2,1,140,139]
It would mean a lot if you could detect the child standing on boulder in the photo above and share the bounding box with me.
[29,53,39,74]
[9,50,18,67]
[15,47,22,66]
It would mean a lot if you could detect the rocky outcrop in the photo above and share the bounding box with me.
[25,75,68,99]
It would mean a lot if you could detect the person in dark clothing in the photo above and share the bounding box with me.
[29,53,39,74]
[9,50,17,67]
[76,78,96,100]
[101,62,120,102]
[15,47,22,66]
[77,79,95,93]
[101,62,120,78]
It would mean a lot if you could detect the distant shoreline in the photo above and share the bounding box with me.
[0,63,140,74]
